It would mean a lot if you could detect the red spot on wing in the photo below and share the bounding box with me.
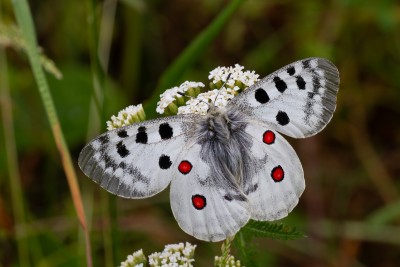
[263,130,276,144]
[192,195,206,210]
[178,160,192,174]
[271,165,284,182]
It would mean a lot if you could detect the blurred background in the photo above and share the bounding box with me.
[1,0,400,266]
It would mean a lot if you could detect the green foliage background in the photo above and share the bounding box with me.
[1,0,400,266]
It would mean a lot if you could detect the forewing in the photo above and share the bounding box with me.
[78,115,197,198]
[228,58,339,138]
[170,142,251,242]
[243,121,305,221]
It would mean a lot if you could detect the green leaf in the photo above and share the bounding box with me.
[239,220,305,241]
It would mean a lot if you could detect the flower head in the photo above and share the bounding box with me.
[156,81,204,115]
[177,88,235,115]
[119,249,147,267]
[106,104,145,130]
[215,255,244,267]
[148,242,196,267]
[208,64,259,93]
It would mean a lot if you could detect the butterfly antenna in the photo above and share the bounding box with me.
[213,73,232,106]
[177,92,209,107]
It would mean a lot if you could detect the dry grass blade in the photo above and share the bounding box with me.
[11,0,92,266]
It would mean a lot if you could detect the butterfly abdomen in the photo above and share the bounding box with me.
[194,107,255,196]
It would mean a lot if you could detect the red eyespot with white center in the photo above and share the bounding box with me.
[178,160,192,174]
[192,194,206,210]
[271,165,284,182]
[263,130,275,144]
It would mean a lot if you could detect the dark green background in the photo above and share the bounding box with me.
[1,0,400,266]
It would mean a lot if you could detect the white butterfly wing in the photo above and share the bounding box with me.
[78,115,197,198]
[242,121,305,220]
[78,57,339,242]
[228,58,339,138]
[170,142,251,242]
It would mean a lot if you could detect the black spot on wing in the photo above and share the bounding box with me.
[159,123,173,139]
[136,126,148,144]
[159,154,172,169]
[254,88,270,104]
[287,66,295,76]
[302,59,311,69]
[98,134,109,145]
[103,154,117,170]
[273,76,287,93]
[276,111,290,126]
[119,161,126,169]
[296,76,306,90]
[116,141,129,158]
[117,129,128,138]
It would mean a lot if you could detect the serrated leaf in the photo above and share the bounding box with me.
[239,220,305,241]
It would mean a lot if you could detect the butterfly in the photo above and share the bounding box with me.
[78,58,339,242]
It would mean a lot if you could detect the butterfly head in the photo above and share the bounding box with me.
[194,103,247,145]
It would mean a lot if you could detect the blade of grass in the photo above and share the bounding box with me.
[367,199,400,225]
[10,0,92,266]
[0,23,30,267]
[86,0,117,265]
[144,0,245,118]
[317,220,400,246]
[86,0,106,138]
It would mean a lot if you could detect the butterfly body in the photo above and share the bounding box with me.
[79,58,339,241]
[194,105,252,190]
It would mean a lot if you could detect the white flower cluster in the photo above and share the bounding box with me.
[108,64,259,127]
[172,64,258,115]
[106,104,145,130]
[156,81,204,115]
[120,249,147,267]
[119,243,196,267]
[177,89,235,115]
[214,255,243,267]
[208,64,259,93]
[148,242,196,267]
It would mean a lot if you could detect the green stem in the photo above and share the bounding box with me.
[10,0,92,266]
[0,26,30,267]
[86,0,117,265]
[217,236,234,267]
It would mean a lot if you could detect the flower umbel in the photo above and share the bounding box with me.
[167,64,258,115]
[156,81,204,115]
[119,242,196,267]
[215,255,244,267]
[119,249,147,267]
[177,88,235,115]
[107,64,258,124]
[148,242,196,267]
[106,104,145,130]
[208,64,259,94]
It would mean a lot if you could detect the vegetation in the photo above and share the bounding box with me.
[1,0,400,266]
